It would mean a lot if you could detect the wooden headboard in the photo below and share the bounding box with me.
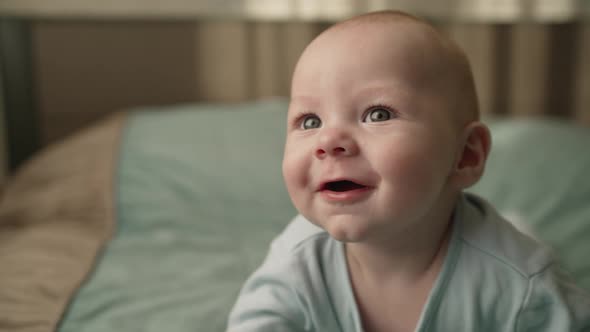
[1,1,589,173]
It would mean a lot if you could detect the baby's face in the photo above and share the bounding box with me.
[282,21,465,243]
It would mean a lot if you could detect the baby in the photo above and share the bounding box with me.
[227,10,590,332]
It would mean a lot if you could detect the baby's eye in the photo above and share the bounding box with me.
[363,107,393,122]
[301,114,322,129]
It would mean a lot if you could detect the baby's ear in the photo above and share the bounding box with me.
[452,121,491,189]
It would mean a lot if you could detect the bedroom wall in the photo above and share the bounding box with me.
[29,20,590,145]
[31,20,324,144]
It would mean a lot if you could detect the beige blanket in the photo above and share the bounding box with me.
[0,113,127,332]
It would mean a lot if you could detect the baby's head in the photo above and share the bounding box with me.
[282,10,491,243]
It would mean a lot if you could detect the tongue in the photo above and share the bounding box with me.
[328,180,365,192]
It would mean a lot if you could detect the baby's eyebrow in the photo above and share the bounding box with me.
[353,84,416,113]
[354,83,410,99]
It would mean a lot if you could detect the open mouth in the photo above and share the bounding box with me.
[322,180,367,192]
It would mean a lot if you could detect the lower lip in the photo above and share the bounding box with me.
[319,187,373,202]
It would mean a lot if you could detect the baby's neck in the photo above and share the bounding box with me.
[345,219,453,332]
[345,216,453,286]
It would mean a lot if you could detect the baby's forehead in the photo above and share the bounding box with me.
[312,18,453,76]
[303,21,453,90]
[337,15,477,122]
[293,12,479,124]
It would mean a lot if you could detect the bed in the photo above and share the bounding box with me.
[1,99,589,331]
[1,3,590,332]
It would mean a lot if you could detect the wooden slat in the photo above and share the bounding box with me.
[508,23,549,116]
[574,23,590,125]
[491,24,512,115]
[194,21,252,101]
[446,23,496,115]
[0,19,40,170]
[0,66,7,182]
[252,22,282,97]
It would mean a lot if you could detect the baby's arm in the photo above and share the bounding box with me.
[516,265,590,331]
[226,227,308,332]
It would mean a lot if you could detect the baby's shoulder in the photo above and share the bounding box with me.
[261,215,344,294]
[459,193,555,279]
[269,214,331,257]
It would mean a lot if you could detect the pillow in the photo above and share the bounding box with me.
[58,100,296,331]
[471,117,590,291]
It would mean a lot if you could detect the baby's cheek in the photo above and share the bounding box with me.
[282,153,312,207]
[283,151,308,183]
[379,149,442,195]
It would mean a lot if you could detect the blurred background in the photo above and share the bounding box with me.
[1,0,589,183]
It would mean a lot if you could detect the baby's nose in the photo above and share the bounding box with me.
[315,128,359,159]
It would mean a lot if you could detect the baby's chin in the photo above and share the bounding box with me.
[314,214,377,243]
